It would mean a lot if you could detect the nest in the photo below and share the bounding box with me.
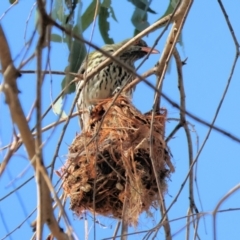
[59,96,174,225]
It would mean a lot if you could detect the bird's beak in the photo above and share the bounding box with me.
[141,46,159,54]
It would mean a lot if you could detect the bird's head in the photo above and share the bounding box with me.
[118,39,159,63]
[102,39,159,64]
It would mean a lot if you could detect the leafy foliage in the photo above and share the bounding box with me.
[99,0,115,44]
[61,26,87,94]
[128,0,157,14]
[51,33,63,42]
[160,0,177,19]
[131,0,151,36]
[49,0,177,96]
[81,0,100,32]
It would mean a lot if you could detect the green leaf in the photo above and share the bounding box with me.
[52,0,81,24]
[51,1,85,95]
[9,0,17,4]
[61,38,86,94]
[52,97,68,118]
[52,0,65,23]
[102,0,118,22]
[109,6,118,22]
[81,0,100,32]
[101,0,110,7]
[51,34,63,42]
[69,34,87,73]
[61,25,87,94]
[61,76,76,94]
[76,1,83,31]
[178,33,184,47]
[129,0,156,14]
[131,1,150,33]
[35,9,40,33]
[134,28,141,36]
[62,23,75,49]
[98,6,114,44]
[159,0,176,20]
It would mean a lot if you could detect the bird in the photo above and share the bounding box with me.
[76,39,159,130]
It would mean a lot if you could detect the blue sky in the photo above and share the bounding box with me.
[1,0,240,239]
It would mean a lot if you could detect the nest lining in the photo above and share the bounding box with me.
[60,96,174,225]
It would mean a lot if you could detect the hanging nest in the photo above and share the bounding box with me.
[59,96,174,225]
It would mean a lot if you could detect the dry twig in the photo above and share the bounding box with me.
[0,19,70,240]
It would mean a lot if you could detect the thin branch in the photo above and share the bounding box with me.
[0,138,19,176]
[103,207,240,239]
[44,5,180,88]
[212,184,240,240]
[173,48,198,236]
[35,0,49,236]
[0,111,79,151]
[162,91,240,143]
[0,19,70,240]
[0,175,34,201]
[146,0,193,239]
[1,208,36,240]
[3,69,79,77]
[154,0,193,109]
[165,122,182,143]
[112,221,121,240]
[24,2,37,44]
[217,0,240,51]
[0,0,19,21]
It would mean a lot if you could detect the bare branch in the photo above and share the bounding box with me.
[0,21,70,240]
[213,184,240,240]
